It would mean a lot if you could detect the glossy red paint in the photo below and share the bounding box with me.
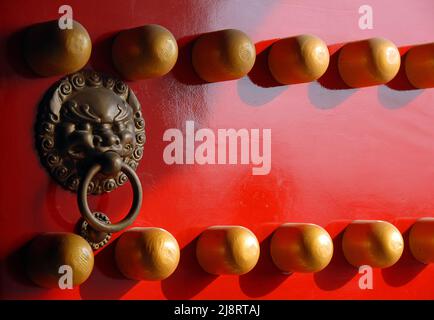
[1,0,434,300]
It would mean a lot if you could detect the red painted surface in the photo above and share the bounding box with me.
[1,0,434,300]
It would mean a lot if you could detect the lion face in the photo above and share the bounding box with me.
[56,87,137,161]
[36,71,145,194]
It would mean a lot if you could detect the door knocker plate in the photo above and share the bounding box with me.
[35,71,146,248]
[36,70,146,195]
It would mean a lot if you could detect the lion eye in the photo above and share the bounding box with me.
[68,146,85,159]
[63,123,76,135]
[92,135,103,146]
[77,123,91,131]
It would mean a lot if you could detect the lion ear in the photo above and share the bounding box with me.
[127,89,141,113]
[49,88,62,118]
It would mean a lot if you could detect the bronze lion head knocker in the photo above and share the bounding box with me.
[36,70,145,249]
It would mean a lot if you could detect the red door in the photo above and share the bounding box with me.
[1,0,434,299]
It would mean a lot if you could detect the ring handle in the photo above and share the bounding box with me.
[78,162,142,233]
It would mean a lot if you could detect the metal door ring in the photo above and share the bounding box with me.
[78,162,143,234]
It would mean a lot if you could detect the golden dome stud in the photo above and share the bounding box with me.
[268,34,330,85]
[24,20,92,76]
[192,29,256,82]
[338,38,401,87]
[26,232,94,288]
[112,24,178,80]
[270,223,333,273]
[409,218,434,264]
[115,227,180,281]
[196,226,260,275]
[342,220,404,268]
[405,42,434,88]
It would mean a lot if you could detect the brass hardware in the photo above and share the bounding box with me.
[268,35,330,84]
[80,212,112,250]
[26,232,94,288]
[196,226,260,275]
[192,29,256,82]
[409,218,434,264]
[338,38,401,87]
[342,220,404,268]
[115,228,180,280]
[270,223,333,273]
[405,42,434,88]
[78,160,142,234]
[36,70,145,194]
[36,71,146,247]
[24,20,92,77]
[112,24,178,80]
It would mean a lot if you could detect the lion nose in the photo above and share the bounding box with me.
[95,130,121,148]
[104,134,121,147]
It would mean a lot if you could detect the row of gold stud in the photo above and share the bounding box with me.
[26,218,434,288]
[24,20,434,88]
